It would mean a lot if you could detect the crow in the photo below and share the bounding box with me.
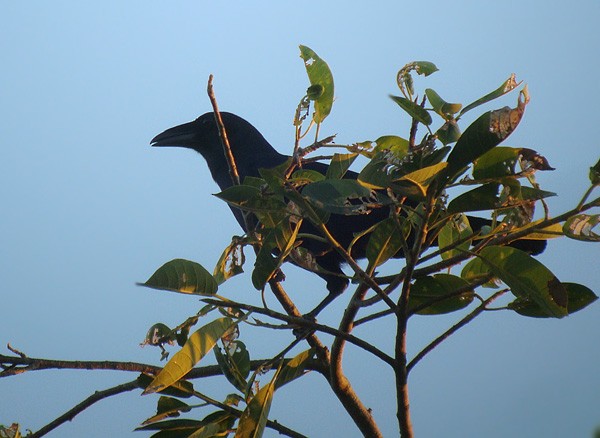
[151,112,546,314]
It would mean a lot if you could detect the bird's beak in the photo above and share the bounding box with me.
[150,120,197,147]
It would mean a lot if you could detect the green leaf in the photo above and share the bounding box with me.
[214,341,250,393]
[135,419,205,432]
[144,317,235,394]
[136,374,195,399]
[214,239,246,285]
[235,368,280,438]
[390,95,432,125]
[446,88,529,180]
[275,348,314,389]
[299,45,334,123]
[413,61,439,76]
[215,184,261,206]
[141,396,192,425]
[589,157,600,185]
[509,282,598,317]
[563,214,600,241]
[425,88,462,118]
[459,73,521,117]
[435,120,461,145]
[290,169,326,184]
[410,274,474,315]
[302,179,373,215]
[366,217,407,269]
[472,147,520,179]
[252,220,302,290]
[398,162,448,189]
[189,411,236,438]
[326,153,358,179]
[474,246,569,318]
[438,214,473,260]
[373,135,410,155]
[140,259,218,295]
[447,183,500,214]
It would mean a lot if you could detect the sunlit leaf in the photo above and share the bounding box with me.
[509,282,598,317]
[275,348,314,389]
[410,274,474,315]
[563,214,600,242]
[425,88,462,118]
[459,73,521,117]
[235,368,280,438]
[390,95,432,125]
[373,135,410,155]
[140,259,218,295]
[299,45,334,123]
[144,318,235,394]
[214,239,246,285]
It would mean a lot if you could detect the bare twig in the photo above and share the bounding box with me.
[407,289,508,372]
[30,380,139,438]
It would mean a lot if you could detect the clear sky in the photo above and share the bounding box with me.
[1,2,599,437]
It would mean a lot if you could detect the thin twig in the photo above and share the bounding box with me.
[207,74,240,186]
[407,289,508,372]
[30,380,139,437]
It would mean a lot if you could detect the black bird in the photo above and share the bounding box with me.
[151,112,546,314]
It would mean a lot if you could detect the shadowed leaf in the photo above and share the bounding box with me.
[140,259,218,295]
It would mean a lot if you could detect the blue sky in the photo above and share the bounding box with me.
[1,2,599,437]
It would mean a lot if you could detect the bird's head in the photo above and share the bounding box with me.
[151,111,287,190]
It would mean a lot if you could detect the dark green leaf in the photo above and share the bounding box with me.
[252,220,301,290]
[459,74,521,117]
[141,397,192,425]
[472,147,520,179]
[563,214,600,241]
[438,214,473,260]
[589,157,600,185]
[447,183,500,214]
[435,120,461,145]
[302,179,373,215]
[390,95,433,125]
[299,45,334,123]
[510,282,598,317]
[326,153,358,179]
[140,259,218,295]
[475,246,568,318]
[135,419,205,432]
[410,274,474,315]
[214,341,250,393]
[446,88,529,180]
[366,217,407,269]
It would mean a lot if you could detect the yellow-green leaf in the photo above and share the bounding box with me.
[140,259,218,295]
[144,317,235,394]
